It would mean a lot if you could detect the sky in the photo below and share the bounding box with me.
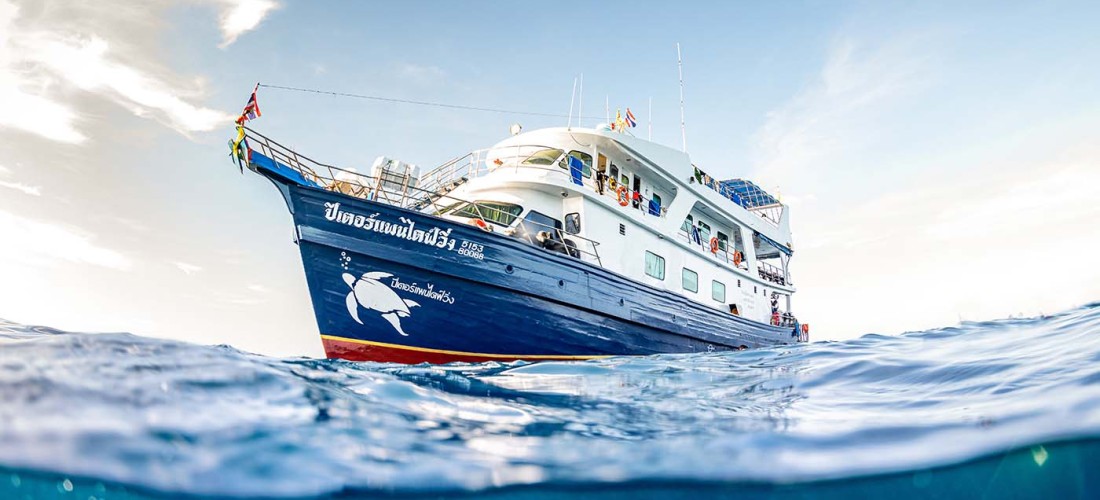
[1,1,1098,357]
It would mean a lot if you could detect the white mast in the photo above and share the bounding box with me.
[605,95,610,124]
[567,77,577,129]
[648,96,653,141]
[578,73,583,128]
[677,43,687,152]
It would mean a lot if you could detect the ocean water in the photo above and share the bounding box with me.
[1,304,1099,499]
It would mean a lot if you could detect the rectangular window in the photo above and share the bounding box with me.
[697,221,711,242]
[712,280,726,302]
[716,231,728,252]
[451,201,524,226]
[564,213,580,234]
[682,268,698,293]
[644,251,665,280]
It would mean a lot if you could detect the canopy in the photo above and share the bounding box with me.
[755,231,793,257]
[718,179,779,209]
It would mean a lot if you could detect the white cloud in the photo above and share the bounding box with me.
[217,0,279,48]
[0,209,131,270]
[751,35,935,184]
[0,0,246,143]
[173,261,203,275]
[0,180,41,196]
[27,34,235,134]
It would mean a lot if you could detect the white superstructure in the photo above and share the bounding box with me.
[420,126,798,327]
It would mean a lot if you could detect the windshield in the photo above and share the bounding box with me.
[450,201,524,226]
[521,148,564,166]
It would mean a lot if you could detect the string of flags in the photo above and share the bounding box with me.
[230,83,262,171]
[610,108,637,133]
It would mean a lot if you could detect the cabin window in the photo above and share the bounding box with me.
[652,193,662,206]
[712,281,726,302]
[522,148,564,166]
[609,164,620,183]
[697,221,711,242]
[564,213,581,234]
[560,150,593,178]
[644,251,665,280]
[597,154,608,172]
[681,214,694,233]
[517,210,562,244]
[451,201,523,226]
[682,268,698,293]
[620,173,629,187]
[716,231,729,252]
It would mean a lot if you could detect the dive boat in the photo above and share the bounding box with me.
[238,124,806,363]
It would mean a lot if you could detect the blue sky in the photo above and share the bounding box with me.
[2,1,1098,356]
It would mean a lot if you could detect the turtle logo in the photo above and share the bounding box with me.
[343,272,419,336]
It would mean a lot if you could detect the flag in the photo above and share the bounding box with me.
[235,83,261,125]
[614,109,627,132]
[625,108,637,128]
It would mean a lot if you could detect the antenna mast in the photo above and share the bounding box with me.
[677,43,687,152]
[567,77,577,129]
[578,74,583,128]
[648,96,653,141]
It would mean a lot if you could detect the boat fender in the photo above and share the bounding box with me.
[616,186,629,207]
[709,237,719,254]
[471,218,493,232]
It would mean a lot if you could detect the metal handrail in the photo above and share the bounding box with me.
[242,127,603,266]
[757,260,787,286]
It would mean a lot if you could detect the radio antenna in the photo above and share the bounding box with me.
[677,43,687,152]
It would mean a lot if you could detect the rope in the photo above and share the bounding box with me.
[258,83,603,120]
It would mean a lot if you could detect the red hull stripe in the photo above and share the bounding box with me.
[320,334,608,364]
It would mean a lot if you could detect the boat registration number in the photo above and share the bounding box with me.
[458,241,485,260]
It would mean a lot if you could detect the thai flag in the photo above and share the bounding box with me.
[236,84,262,124]
[625,108,636,128]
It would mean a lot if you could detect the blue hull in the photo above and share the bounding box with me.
[264,173,797,363]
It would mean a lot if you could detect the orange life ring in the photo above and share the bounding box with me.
[733,250,742,267]
[709,237,719,254]
[471,218,493,232]
[616,186,629,206]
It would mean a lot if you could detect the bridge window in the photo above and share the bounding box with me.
[522,148,564,166]
[682,268,698,293]
[450,201,523,226]
[644,251,665,280]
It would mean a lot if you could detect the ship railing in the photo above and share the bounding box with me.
[417,145,578,195]
[757,261,787,286]
[241,127,603,266]
[677,229,750,271]
[692,174,783,228]
[453,201,603,266]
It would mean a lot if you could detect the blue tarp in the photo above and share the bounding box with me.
[718,179,779,209]
[568,156,584,186]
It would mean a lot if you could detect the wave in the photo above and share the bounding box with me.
[1,303,1098,498]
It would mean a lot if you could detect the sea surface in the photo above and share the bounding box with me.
[1,304,1099,499]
